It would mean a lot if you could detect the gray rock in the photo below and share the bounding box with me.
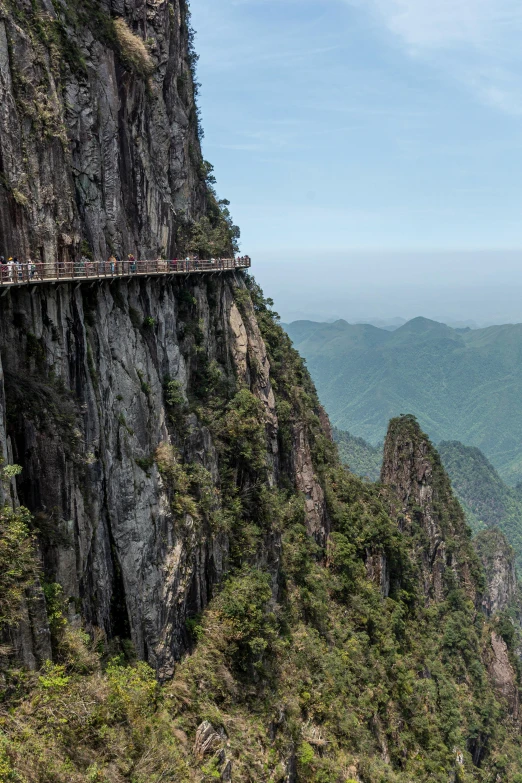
[0,274,330,673]
[0,0,206,263]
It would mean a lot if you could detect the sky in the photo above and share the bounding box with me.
[190,0,522,324]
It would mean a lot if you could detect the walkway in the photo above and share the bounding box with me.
[0,257,251,287]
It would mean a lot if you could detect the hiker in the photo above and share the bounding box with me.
[13,257,22,281]
[108,254,116,275]
[27,255,36,279]
[128,254,136,273]
[75,255,87,276]
[7,258,15,282]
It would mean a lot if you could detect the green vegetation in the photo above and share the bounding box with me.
[0,505,37,630]
[333,429,522,569]
[2,281,522,781]
[439,441,522,569]
[286,317,522,485]
[333,427,382,481]
[163,378,185,409]
[113,17,154,78]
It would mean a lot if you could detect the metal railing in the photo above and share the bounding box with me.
[0,257,251,287]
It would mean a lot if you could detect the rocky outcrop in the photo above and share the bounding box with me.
[475,529,517,617]
[365,551,390,598]
[0,0,206,263]
[293,421,328,545]
[381,415,475,602]
[488,631,519,718]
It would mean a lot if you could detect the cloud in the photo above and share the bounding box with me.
[363,0,522,49]
[350,0,522,113]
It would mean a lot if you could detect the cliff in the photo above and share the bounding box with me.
[1,2,522,781]
[475,528,518,617]
[0,273,328,677]
[0,0,233,263]
[3,331,522,781]
[381,414,478,601]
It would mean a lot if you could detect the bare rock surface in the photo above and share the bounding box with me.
[381,415,475,602]
[488,631,519,717]
[475,528,518,616]
[0,0,206,263]
[0,273,330,672]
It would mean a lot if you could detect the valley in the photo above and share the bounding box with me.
[287,316,522,485]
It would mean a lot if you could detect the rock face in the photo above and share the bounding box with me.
[488,631,519,718]
[475,529,518,617]
[0,0,329,676]
[0,273,329,675]
[0,0,206,263]
[381,415,475,602]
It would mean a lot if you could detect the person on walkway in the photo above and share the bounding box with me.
[108,254,116,275]
[128,254,136,273]
[7,258,14,282]
[27,255,36,279]
[0,256,6,283]
[13,257,22,281]
[79,255,89,275]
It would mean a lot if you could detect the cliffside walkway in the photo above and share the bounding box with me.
[0,257,251,287]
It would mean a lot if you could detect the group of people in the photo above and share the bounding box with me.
[0,255,37,281]
[0,253,251,283]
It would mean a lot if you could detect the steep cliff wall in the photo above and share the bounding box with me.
[1,280,522,782]
[1,4,522,781]
[475,528,518,617]
[0,0,210,262]
[0,272,328,676]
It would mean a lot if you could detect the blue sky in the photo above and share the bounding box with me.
[190,0,522,323]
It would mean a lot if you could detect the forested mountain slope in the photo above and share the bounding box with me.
[439,441,522,570]
[2,283,522,781]
[287,317,522,485]
[1,0,522,780]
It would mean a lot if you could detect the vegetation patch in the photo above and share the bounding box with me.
[113,17,154,78]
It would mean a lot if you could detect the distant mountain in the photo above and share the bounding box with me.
[287,317,522,485]
[438,441,522,570]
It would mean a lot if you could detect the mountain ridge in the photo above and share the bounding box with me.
[287,316,522,484]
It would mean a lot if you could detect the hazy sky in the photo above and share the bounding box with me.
[190,0,522,324]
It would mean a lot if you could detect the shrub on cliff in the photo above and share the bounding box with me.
[0,505,37,629]
[114,17,154,78]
